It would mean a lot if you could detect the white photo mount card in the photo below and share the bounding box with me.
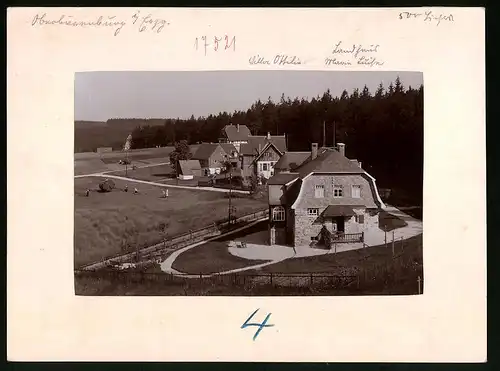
[7,7,486,362]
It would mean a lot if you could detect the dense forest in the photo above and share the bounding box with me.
[75,77,423,204]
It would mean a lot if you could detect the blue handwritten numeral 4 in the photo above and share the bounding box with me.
[241,309,274,341]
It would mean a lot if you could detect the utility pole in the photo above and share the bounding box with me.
[333,121,336,148]
[228,172,232,225]
[323,120,326,148]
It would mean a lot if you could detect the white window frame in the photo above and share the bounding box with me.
[307,208,319,216]
[262,163,268,171]
[352,185,361,198]
[273,206,285,221]
[315,184,325,198]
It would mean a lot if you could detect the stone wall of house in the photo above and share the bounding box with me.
[294,207,324,247]
[342,208,379,235]
[293,207,379,247]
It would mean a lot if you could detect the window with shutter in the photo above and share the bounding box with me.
[315,185,325,198]
[352,185,361,198]
[358,214,365,224]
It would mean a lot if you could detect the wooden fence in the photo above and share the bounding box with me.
[75,253,424,295]
[79,209,268,271]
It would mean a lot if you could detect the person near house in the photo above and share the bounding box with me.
[134,187,139,194]
[85,189,90,197]
[124,185,128,192]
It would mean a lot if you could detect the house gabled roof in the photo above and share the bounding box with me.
[219,143,238,155]
[251,141,285,164]
[178,160,201,175]
[192,143,221,160]
[240,135,287,156]
[223,124,252,141]
[295,148,365,178]
[267,173,300,185]
[273,151,311,171]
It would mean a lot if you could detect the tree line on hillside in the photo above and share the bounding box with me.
[75,77,423,204]
[129,77,423,196]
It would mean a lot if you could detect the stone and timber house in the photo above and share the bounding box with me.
[267,142,386,249]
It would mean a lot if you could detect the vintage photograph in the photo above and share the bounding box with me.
[74,71,423,296]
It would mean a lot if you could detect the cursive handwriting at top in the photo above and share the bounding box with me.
[30,12,170,36]
[325,41,384,68]
[398,10,454,26]
[332,41,380,58]
[31,13,126,36]
[249,54,304,66]
[131,11,169,33]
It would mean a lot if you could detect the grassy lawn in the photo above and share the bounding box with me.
[257,234,423,274]
[74,177,267,267]
[171,222,270,274]
[378,210,409,231]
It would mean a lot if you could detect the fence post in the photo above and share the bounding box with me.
[384,227,387,247]
[392,231,395,256]
[270,273,273,286]
[310,273,313,286]
[199,273,202,280]
[357,275,360,289]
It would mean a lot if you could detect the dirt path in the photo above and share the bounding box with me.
[75,173,251,194]
[160,218,280,277]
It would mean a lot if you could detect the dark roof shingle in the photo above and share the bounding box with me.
[223,124,252,141]
[295,148,364,178]
[219,143,238,155]
[267,173,300,185]
[322,205,358,217]
[192,143,220,160]
[178,160,201,175]
[274,152,311,171]
[240,136,287,156]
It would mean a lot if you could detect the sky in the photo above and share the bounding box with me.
[74,71,423,122]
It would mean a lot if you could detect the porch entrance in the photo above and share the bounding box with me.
[335,216,345,233]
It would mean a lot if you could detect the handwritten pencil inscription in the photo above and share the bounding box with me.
[194,35,236,56]
[325,41,384,68]
[249,54,304,66]
[30,11,170,36]
[398,10,454,26]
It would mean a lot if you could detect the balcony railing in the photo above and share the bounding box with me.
[331,232,364,243]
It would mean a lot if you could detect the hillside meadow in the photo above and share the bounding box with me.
[74,177,267,267]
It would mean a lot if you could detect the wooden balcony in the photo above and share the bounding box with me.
[331,232,364,243]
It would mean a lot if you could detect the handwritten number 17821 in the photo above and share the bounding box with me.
[241,309,274,341]
[194,35,236,56]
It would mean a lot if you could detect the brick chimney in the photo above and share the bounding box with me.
[337,142,345,157]
[267,132,271,140]
[311,143,318,160]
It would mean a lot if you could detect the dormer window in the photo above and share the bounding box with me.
[333,185,343,197]
[352,185,361,198]
[315,185,325,198]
